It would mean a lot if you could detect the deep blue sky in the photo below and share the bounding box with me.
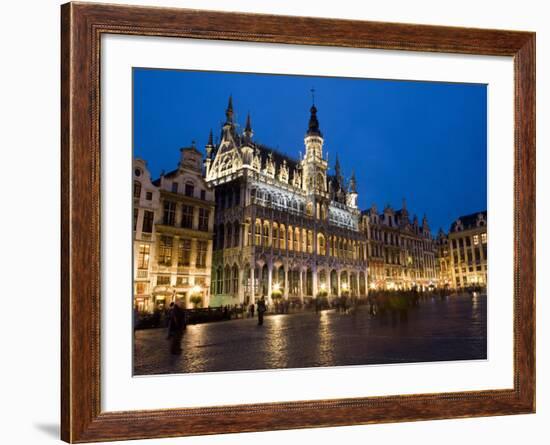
[134,68,487,233]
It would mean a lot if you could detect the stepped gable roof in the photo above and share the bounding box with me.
[450,210,487,232]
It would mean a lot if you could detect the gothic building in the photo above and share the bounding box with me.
[133,146,215,312]
[205,97,368,307]
[361,201,438,290]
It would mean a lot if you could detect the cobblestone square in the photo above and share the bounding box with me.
[134,293,486,375]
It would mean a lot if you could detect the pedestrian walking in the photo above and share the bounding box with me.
[167,302,186,354]
[257,297,266,326]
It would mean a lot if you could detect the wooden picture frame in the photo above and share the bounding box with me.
[61,2,535,442]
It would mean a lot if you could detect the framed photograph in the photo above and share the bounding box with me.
[61,2,535,442]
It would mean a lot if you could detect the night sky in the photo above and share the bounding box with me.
[133,68,487,234]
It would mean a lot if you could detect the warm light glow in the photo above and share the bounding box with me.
[342,283,349,291]
[191,285,202,294]
[320,283,327,291]
[273,282,280,291]
[369,283,376,290]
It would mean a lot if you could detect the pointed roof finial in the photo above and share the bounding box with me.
[207,129,214,146]
[244,112,253,137]
[349,170,357,193]
[225,95,234,124]
[334,154,343,181]
[306,89,322,137]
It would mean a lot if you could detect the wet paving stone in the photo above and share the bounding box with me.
[134,293,486,375]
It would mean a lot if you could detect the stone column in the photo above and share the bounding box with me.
[238,267,245,303]
[284,266,289,299]
[312,263,318,299]
[299,269,304,303]
[337,271,341,297]
[250,266,255,303]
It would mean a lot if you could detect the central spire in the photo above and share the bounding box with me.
[307,103,322,137]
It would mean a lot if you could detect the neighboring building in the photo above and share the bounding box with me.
[361,201,438,290]
[132,146,215,312]
[447,211,488,289]
[133,158,161,313]
[205,97,368,307]
[435,228,453,289]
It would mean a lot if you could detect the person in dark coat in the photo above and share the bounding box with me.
[257,297,266,326]
[167,302,186,354]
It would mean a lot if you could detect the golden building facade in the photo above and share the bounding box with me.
[205,98,368,307]
[133,147,215,312]
[446,211,488,289]
[361,202,438,290]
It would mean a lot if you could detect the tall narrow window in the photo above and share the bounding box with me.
[158,236,173,265]
[233,221,240,247]
[181,205,194,229]
[280,224,286,249]
[133,208,139,231]
[137,244,150,269]
[273,223,279,249]
[171,182,178,193]
[196,241,207,268]
[184,181,195,197]
[232,265,239,295]
[142,210,154,233]
[178,239,191,267]
[163,201,176,226]
[318,233,326,256]
[288,225,293,251]
[198,208,209,231]
[255,220,262,246]
[263,222,270,247]
[133,181,141,199]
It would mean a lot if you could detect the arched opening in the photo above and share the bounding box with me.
[224,265,231,294]
[318,270,327,295]
[261,264,269,296]
[305,269,313,296]
[359,271,367,296]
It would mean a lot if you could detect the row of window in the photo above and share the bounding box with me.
[162,201,210,231]
[156,237,208,269]
[451,233,487,250]
[134,180,208,201]
[239,219,366,260]
[369,228,434,250]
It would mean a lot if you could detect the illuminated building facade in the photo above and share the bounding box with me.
[446,211,488,289]
[361,201,438,290]
[133,147,215,312]
[205,97,368,307]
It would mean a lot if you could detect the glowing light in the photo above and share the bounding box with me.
[320,283,327,291]
[273,282,280,291]
[191,285,202,294]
